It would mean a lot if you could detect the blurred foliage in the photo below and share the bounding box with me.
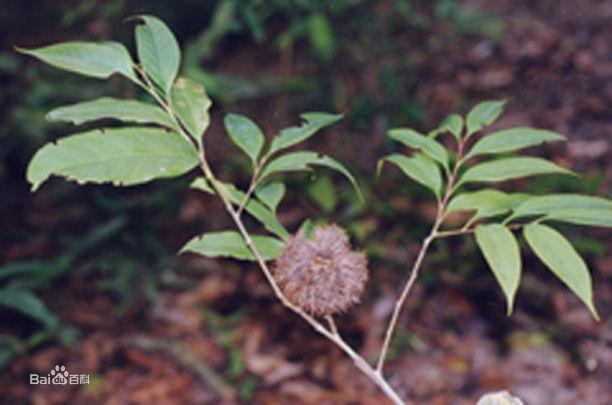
[200,308,257,399]
[176,0,504,123]
[0,219,122,369]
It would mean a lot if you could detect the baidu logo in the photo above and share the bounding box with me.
[29,364,90,385]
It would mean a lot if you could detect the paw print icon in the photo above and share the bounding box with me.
[50,365,69,385]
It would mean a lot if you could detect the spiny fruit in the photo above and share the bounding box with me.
[272,224,368,317]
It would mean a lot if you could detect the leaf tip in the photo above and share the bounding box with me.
[588,302,600,321]
[375,159,385,177]
[14,45,30,55]
[45,110,57,122]
[125,14,146,24]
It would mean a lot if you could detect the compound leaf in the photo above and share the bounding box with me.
[27,127,199,191]
[524,223,599,320]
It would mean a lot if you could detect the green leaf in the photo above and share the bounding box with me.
[524,223,599,319]
[261,153,316,178]
[224,114,265,165]
[314,155,362,201]
[430,114,463,139]
[298,219,315,239]
[389,128,449,171]
[544,209,612,228]
[308,13,335,61]
[459,157,572,185]
[379,153,442,198]
[0,288,59,328]
[18,41,135,81]
[475,224,521,315]
[269,112,343,155]
[134,15,180,94]
[254,182,285,213]
[465,127,566,159]
[221,183,289,240]
[510,194,612,227]
[466,100,506,137]
[307,175,338,213]
[513,194,612,217]
[46,97,175,128]
[27,127,199,191]
[189,178,288,239]
[190,177,214,194]
[260,151,362,200]
[0,261,52,280]
[171,77,212,137]
[446,189,529,220]
[180,231,283,261]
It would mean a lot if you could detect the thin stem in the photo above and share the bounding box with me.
[132,64,198,148]
[376,134,467,373]
[376,226,437,372]
[236,157,267,216]
[435,227,474,238]
[329,327,405,405]
[436,223,523,239]
[326,315,339,336]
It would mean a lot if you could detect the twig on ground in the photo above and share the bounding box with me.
[123,334,236,401]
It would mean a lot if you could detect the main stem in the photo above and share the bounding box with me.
[376,136,466,373]
[375,218,440,372]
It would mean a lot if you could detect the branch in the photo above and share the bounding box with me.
[236,157,267,216]
[376,224,438,372]
[123,334,235,401]
[326,315,339,336]
[436,223,523,238]
[132,64,198,149]
[376,135,467,373]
